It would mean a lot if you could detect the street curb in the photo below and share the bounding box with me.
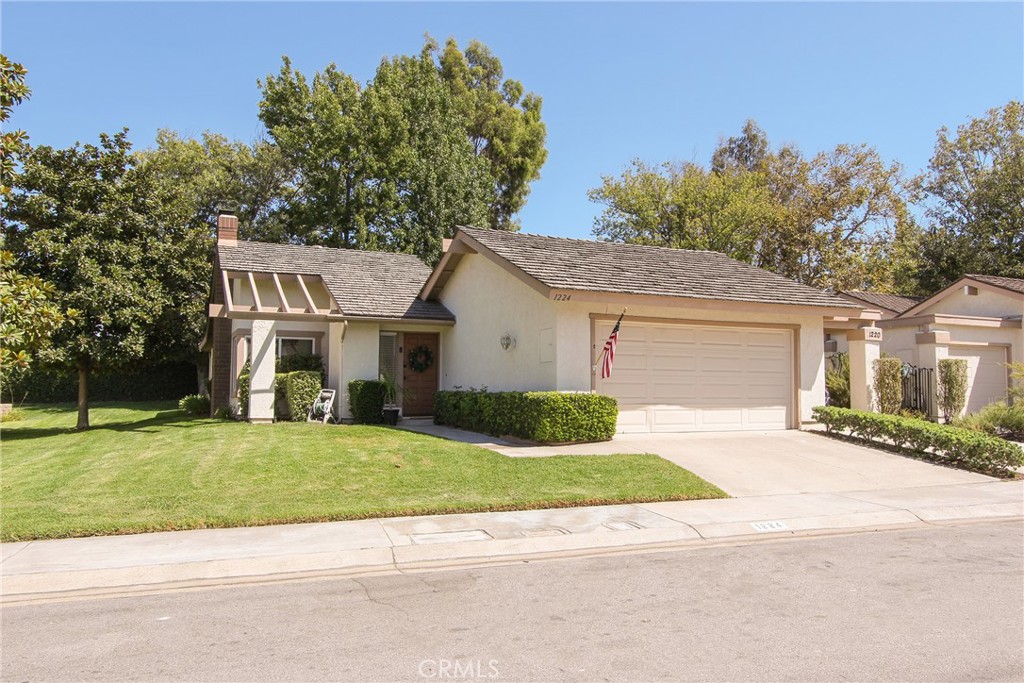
[3,512,1021,604]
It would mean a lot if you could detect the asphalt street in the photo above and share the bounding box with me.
[3,520,1022,682]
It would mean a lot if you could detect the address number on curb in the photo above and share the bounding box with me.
[750,521,790,532]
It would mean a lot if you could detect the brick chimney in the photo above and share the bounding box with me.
[217,206,238,245]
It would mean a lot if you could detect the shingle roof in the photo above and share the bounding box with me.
[218,241,454,321]
[458,227,861,310]
[968,274,1024,295]
[840,290,923,314]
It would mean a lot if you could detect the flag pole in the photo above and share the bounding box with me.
[592,308,627,370]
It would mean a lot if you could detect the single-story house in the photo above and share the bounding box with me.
[825,277,1024,416]
[204,211,879,432]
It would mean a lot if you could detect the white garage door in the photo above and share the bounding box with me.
[947,345,1009,414]
[595,321,794,433]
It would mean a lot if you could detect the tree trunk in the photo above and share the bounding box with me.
[76,359,90,430]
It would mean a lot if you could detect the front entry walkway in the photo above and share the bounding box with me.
[397,420,993,497]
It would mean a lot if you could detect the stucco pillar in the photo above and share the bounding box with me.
[848,326,882,412]
[327,321,345,420]
[248,319,277,424]
[916,330,949,420]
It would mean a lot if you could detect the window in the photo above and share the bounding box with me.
[278,337,315,357]
[242,336,316,361]
[379,333,398,380]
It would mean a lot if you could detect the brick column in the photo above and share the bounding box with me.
[849,326,882,412]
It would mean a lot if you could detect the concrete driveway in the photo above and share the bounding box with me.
[399,421,995,497]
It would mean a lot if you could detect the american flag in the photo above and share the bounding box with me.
[600,312,625,379]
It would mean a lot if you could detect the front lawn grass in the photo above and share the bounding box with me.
[0,402,726,541]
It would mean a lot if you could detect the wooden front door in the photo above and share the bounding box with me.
[402,332,439,417]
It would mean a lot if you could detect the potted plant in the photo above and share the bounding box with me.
[380,372,402,426]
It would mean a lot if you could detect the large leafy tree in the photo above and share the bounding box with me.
[438,38,547,229]
[917,101,1024,292]
[0,55,78,394]
[258,37,546,260]
[1,54,30,198]
[593,120,921,293]
[3,131,198,429]
[138,130,293,243]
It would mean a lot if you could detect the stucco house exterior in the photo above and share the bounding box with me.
[205,212,880,432]
[825,277,1024,416]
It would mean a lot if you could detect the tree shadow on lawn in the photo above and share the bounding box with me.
[2,409,204,441]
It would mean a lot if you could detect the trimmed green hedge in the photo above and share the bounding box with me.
[3,361,197,404]
[434,390,618,444]
[349,380,386,424]
[813,405,1023,477]
[275,371,322,421]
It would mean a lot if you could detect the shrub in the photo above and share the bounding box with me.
[237,360,251,417]
[1008,362,1024,403]
[3,361,197,403]
[213,406,236,420]
[938,358,968,422]
[434,389,618,444]
[349,379,386,424]
[812,405,1023,477]
[1,408,24,423]
[955,402,1024,441]
[872,357,903,414]
[825,352,850,408]
[282,371,322,421]
[178,394,211,417]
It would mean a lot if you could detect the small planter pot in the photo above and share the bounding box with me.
[383,407,400,426]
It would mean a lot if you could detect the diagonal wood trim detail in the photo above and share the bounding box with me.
[221,269,235,312]
[295,274,319,314]
[247,271,263,312]
[271,272,291,313]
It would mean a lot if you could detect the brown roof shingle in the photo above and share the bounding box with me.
[968,274,1024,295]
[218,241,454,321]
[458,227,861,310]
[840,290,923,314]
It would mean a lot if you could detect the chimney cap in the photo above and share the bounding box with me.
[215,200,239,216]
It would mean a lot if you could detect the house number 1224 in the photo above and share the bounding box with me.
[553,294,572,301]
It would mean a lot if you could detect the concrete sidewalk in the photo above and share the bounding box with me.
[3,480,1021,602]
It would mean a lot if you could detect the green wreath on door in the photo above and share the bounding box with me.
[408,345,434,373]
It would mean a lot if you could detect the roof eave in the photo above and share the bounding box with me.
[550,287,866,318]
[900,275,1024,318]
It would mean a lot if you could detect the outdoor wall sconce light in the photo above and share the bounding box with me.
[500,333,517,351]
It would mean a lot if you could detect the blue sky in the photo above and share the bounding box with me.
[4,2,1022,239]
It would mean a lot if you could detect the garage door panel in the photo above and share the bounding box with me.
[700,329,743,347]
[651,353,697,371]
[602,381,649,402]
[748,406,789,425]
[615,408,650,433]
[597,321,793,433]
[652,381,699,400]
[746,330,789,347]
[651,408,697,431]
[613,352,649,371]
[651,327,697,344]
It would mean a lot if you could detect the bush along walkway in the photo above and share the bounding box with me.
[813,406,1024,478]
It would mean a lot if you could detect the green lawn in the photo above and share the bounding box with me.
[0,402,726,541]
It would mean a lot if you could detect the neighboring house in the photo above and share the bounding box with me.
[880,275,1023,414]
[204,212,869,432]
[825,291,923,354]
[824,278,1024,416]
